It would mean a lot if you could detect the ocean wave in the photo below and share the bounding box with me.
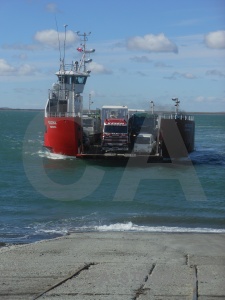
[91,222,225,233]
[37,228,69,235]
[2,221,225,245]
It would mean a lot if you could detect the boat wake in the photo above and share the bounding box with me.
[190,149,225,166]
[37,149,76,160]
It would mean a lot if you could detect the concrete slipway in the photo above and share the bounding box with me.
[0,232,225,299]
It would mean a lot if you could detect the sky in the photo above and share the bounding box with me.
[0,0,225,112]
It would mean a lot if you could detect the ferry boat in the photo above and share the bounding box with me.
[44,30,195,160]
[44,30,95,156]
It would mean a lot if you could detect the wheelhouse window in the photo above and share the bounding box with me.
[75,76,87,84]
[57,75,87,84]
[57,75,69,84]
[58,75,62,83]
[64,76,69,84]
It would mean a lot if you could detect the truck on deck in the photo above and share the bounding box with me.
[82,114,101,144]
[101,118,129,152]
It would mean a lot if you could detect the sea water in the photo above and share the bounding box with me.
[0,110,225,245]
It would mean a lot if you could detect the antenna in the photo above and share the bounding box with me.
[150,100,155,114]
[63,24,68,65]
[76,32,94,72]
[54,15,61,62]
[172,98,180,114]
[89,93,94,113]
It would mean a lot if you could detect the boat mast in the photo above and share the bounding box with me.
[76,31,95,72]
[150,100,155,114]
[63,24,68,70]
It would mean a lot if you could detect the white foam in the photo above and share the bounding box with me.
[38,229,69,235]
[37,150,75,160]
[93,222,225,233]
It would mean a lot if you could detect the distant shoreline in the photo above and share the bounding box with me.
[1,107,225,114]
[0,107,44,111]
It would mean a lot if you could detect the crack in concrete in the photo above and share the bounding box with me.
[132,263,156,300]
[192,265,198,300]
[33,262,96,300]
[186,254,189,265]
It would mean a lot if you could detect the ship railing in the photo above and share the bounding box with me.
[161,114,194,121]
[59,63,76,72]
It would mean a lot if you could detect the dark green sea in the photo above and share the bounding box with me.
[0,110,225,245]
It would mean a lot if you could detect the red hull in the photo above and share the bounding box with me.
[44,116,82,156]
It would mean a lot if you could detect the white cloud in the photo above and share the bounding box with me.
[183,72,196,79]
[194,96,225,103]
[127,33,178,53]
[18,64,37,75]
[89,62,112,74]
[45,3,60,13]
[195,96,205,102]
[136,71,148,77]
[154,61,171,68]
[13,53,28,60]
[2,29,78,51]
[0,59,15,74]
[164,71,197,80]
[204,30,225,49]
[174,19,200,27]
[130,56,152,63]
[2,43,40,51]
[0,59,38,76]
[34,29,78,49]
[206,69,225,77]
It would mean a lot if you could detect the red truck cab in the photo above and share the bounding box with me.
[101,118,129,152]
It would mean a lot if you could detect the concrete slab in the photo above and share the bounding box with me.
[188,255,225,266]
[0,296,34,300]
[0,232,225,299]
[40,296,129,300]
[198,297,225,300]
[0,276,62,295]
[198,265,225,297]
[144,264,194,297]
[0,232,187,267]
[0,242,86,278]
[138,293,192,300]
[40,263,151,298]
[41,294,192,300]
